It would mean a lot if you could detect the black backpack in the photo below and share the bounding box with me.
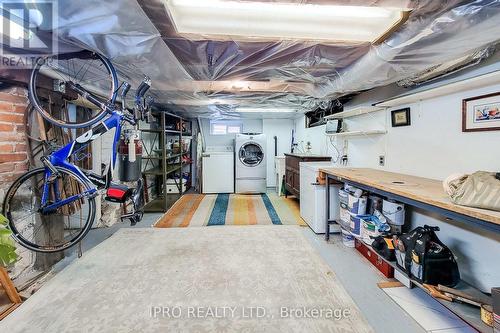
[395,225,460,287]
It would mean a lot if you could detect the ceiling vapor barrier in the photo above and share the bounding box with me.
[8,0,500,118]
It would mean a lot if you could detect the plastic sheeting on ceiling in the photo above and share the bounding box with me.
[39,1,500,117]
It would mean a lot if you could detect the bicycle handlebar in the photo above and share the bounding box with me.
[68,77,152,126]
[135,77,151,105]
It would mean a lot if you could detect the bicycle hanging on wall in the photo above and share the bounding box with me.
[2,50,152,253]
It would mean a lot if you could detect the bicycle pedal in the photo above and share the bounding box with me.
[121,211,143,226]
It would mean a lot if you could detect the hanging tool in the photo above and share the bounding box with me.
[274,135,277,156]
[437,284,491,307]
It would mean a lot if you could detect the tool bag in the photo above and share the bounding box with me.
[394,225,460,287]
[372,236,396,261]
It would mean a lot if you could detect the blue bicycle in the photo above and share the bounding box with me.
[2,51,151,253]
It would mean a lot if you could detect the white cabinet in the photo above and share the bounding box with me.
[300,162,341,234]
[202,151,234,193]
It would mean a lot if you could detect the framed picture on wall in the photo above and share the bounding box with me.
[462,92,500,132]
[391,108,411,127]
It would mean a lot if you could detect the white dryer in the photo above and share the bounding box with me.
[235,133,266,193]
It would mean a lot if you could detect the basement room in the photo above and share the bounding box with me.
[0,1,499,332]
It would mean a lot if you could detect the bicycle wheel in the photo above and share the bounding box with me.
[2,167,96,253]
[29,51,118,129]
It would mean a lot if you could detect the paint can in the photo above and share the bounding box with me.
[350,216,362,237]
[348,194,367,215]
[341,228,355,248]
[339,189,350,225]
[382,200,405,225]
[368,195,383,214]
[361,220,380,245]
[347,194,366,237]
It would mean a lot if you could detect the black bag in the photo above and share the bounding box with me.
[372,236,396,261]
[394,225,460,287]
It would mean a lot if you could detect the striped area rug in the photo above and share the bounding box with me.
[154,192,306,228]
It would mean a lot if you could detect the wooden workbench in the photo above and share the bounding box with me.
[318,168,500,230]
[319,167,498,333]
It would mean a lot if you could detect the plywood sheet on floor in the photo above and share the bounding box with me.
[0,226,372,333]
[155,193,306,227]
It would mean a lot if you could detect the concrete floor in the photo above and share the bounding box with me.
[10,213,424,333]
[303,230,424,333]
[3,225,374,332]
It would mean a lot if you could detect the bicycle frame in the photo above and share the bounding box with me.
[40,109,124,213]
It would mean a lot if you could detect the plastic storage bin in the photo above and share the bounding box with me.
[166,178,187,193]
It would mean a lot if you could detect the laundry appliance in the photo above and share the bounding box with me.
[235,133,266,193]
[202,146,234,194]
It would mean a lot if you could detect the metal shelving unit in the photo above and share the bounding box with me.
[140,111,193,212]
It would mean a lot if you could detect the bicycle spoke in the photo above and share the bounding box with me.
[31,53,115,128]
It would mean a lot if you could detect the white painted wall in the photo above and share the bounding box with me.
[200,118,294,186]
[293,78,500,291]
[200,118,263,148]
[262,119,293,187]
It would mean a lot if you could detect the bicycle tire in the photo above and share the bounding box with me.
[2,166,96,253]
[29,51,118,129]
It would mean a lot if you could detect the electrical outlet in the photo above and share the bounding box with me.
[379,155,385,166]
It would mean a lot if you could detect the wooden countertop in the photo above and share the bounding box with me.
[284,153,331,158]
[318,168,500,226]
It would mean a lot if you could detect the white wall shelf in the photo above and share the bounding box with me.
[324,106,386,119]
[374,70,500,108]
[325,129,387,137]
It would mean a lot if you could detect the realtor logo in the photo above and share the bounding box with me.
[0,1,56,57]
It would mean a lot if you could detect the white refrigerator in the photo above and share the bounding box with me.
[300,162,341,234]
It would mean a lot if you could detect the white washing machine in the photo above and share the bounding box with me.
[235,133,266,193]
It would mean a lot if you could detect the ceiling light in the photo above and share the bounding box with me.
[237,108,298,113]
[164,0,410,43]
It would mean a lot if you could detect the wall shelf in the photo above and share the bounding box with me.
[325,106,386,120]
[326,129,386,137]
[374,70,500,108]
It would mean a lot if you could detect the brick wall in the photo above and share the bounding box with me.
[0,85,29,201]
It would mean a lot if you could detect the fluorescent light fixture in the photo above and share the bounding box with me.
[164,0,410,43]
[237,108,297,113]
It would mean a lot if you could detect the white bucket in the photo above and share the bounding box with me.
[339,189,350,225]
[341,228,355,248]
[348,194,367,215]
[382,200,405,226]
[350,216,362,237]
[361,220,381,245]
